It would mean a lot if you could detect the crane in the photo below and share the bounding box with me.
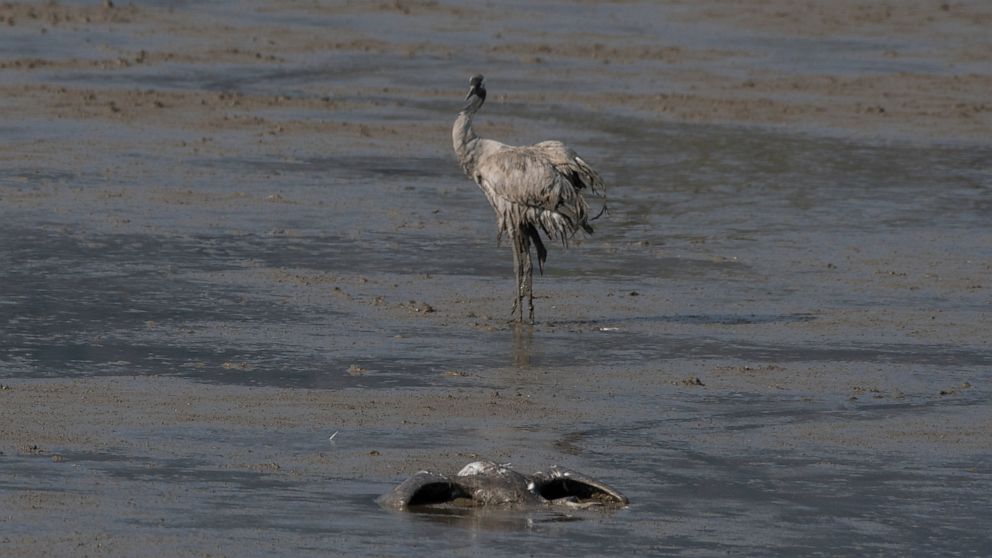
[452,74,606,323]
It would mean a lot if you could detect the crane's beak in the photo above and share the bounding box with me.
[466,78,486,100]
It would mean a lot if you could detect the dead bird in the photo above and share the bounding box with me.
[378,460,628,510]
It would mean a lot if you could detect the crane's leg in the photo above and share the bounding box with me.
[510,233,524,322]
[521,236,535,324]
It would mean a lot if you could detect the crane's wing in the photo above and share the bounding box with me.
[531,465,628,506]
[532,140,606,197]
[476,143,604,248]
[377,471,467,509]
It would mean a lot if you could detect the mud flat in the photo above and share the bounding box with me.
[1,1,990,556]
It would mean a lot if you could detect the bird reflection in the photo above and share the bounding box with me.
[512,324,534,368]
[403,505,586,532]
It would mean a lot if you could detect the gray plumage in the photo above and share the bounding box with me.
[453,74,606,323]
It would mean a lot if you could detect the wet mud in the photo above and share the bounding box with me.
[1,0,990,556]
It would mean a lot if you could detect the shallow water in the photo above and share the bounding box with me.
[2,1,991,556]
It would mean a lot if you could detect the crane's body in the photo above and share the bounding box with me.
[452,75,605,323]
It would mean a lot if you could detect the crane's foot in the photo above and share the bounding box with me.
[508,304,533,325]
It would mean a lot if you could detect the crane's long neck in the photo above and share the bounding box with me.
[453,111,479,175]
[453,92,485,176]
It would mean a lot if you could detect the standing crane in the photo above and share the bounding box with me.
[452,74,606,324]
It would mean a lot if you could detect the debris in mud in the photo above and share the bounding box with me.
[0,383,10,391]
[939,384,970,396]
[852,385,883,398]
[403,300,435,313]
[714,364,786,375]
[415,301,435,313]
[679,377,705,386]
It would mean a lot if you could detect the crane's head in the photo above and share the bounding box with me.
[461,74,486,113]
[466,74,486,101]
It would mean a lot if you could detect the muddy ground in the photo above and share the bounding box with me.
[1,1,990,556]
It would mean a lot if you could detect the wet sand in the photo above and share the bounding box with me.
[1,0,991,556]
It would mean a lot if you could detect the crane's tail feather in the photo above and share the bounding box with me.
[573,156,606,197]
[589,198,608,222]
[524,224,547,274]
